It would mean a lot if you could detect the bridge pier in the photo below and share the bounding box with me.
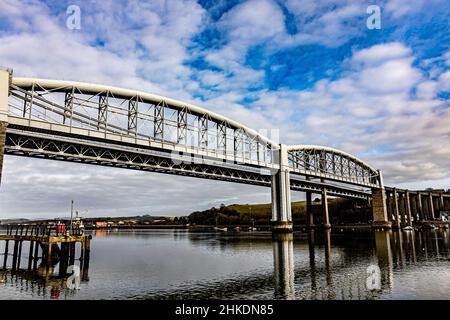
[321,189,331,229]
[306,191,314,228]
[391,188,401,228]
[371,171,392,229]
[427,192,435,220]
[416,193,424,221]
[271,145,293,233]
[405,191,413,226]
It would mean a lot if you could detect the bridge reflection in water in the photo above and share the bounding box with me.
[270,229,447,300]
[0,229,447,299]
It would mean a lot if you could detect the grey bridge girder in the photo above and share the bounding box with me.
[4,126,370,200]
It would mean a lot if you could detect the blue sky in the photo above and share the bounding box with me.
[0,0,449,218]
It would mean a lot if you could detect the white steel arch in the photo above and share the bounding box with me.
[287,145,381,187]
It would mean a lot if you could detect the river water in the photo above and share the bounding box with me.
[0,229,449,300]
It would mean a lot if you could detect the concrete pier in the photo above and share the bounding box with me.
[321,189,331,229]
[271,144,293,233]
[428,192,435,219]
[306,191,314,228]
[405,191,413,226]
[392,189,401,228]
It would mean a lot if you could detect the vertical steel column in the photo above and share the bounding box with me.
[63,88,75,126]
[198,114,208,149]
[216,122,227,155]
[97,93,108,131]
[234,128,243,160]
[128,97,138,135]
[22,83,34,120]
[177,108,187,144]
[154,101,165,140]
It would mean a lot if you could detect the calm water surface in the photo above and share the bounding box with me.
[0,229,449,300]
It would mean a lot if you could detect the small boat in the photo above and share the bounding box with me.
[214,227,227,232]
[403,226,414,231]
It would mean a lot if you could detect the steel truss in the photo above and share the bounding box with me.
[288,147,380,188]
[8,81,271,166]
[4,127,370,199]
[5,77,381,199]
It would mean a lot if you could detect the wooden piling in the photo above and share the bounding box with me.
[17,240,23,269]
[12,241,18,270]
[2,240,8,269]
[28,241,34,270]
[33,241,39,270]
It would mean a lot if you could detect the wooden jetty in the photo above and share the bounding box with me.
[1,223,91,271]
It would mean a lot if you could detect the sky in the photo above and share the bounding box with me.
[0,0,449,219]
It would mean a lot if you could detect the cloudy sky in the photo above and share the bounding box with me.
[0,0,449,219]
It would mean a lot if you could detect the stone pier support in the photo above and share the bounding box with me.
[271,144,293,233]
[410,193,417,222]
[371,187,391,229]
[428,192,435,220]
[438,193,445,215]
[405,191,412,226]
[392,189,401,228]
[306,191,314,228]
[399,193,406,226]
[386,192,392,221]
[416,194,424,221]
[321,189,331,229]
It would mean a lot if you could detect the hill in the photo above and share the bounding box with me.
[188,198,371,226]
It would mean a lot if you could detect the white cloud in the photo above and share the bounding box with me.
[352,42,412,65]
[0,1,448,218]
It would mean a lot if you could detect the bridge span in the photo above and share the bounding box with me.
[0,69,448,231]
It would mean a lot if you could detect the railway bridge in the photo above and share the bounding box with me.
[0,69,448,231]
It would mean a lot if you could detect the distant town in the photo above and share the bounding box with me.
[1,191,448,230]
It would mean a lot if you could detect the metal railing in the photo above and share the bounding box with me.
[2,223,84,236]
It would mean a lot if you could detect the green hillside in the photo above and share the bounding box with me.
[188,198,371,226]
